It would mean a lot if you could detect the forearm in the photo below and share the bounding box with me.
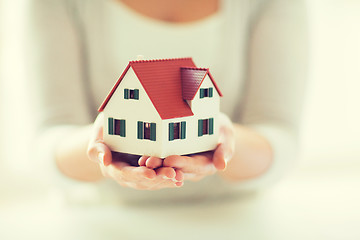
[55,125,104,181]
[218,124,273,181]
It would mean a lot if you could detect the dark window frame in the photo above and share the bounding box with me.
[169,121,186,141]
[138,121,156,141]
[108,118,126,137]
[124,88,139,100]
[200,87,213,99]
[198,118,214,137]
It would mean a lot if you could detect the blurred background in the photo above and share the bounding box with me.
[0,0,359,239]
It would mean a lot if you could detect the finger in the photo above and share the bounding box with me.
[99,163,109,178]
[155,167,176,179]
[213,144,226,170]
[101,160,129,178]
[108,163,181,190]
[115,166,177,190]
[149,171,184,190]
[87,113,113,166]
[219,133,235,164]
[163,155,214,174]
[175,181,183,187]
[174,169,184,182]
[105,162,184,190]
[218,115,235,163]
[138,156,150,166]
[87,141,112,166]
[110,163,156,182]
[145,157,163,169]
[119,165,157,180]
[163,155,188,169]
[218,134,235,166]
[89,113,105,143]
[147,178,182,190]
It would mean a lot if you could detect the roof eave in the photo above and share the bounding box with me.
[98,64,131,112]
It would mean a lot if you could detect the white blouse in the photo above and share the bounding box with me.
[27,0,308,203]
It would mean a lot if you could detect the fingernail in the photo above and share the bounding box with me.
[98,152,105,165]
[175,182,183,187]
[218,134,225,144]
[224,152,232,163]
[146,174,155,180]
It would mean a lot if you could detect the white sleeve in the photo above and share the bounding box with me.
[235,0,309,189]
[26,0,93,182]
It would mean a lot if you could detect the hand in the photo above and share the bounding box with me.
[87,113,184,190]
[140,113,235,182]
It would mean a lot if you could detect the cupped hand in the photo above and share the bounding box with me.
[87,113,184,190]
[140,113,235,182]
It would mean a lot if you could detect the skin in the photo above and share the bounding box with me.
[119,0,219,23]
[54,0,274,190]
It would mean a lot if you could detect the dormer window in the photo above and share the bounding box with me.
[124,88,139,100]
[200,87,213,98]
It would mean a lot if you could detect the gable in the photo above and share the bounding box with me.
[104,68,161,119]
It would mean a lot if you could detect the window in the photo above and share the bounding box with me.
[169,121,186,141]
[198,118,214,137]
[202,119,209,135]
[137,121,156,141]
[124,88,139,100]
[108,118,126,137]
[144,122,151,140]
[200,87,213,98]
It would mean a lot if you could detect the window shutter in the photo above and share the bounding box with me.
[209,118,214,135]
[134,89,139,100]
[137,121,143,139]
[209,88,213,97]
[108,118,114,135]
[200,89,205,98]
[169,123,174,141]
[198,119,203,136]
[181,121,186,139]
[124,89,129,99]
[120,120,126,137]
[150,123,156,141]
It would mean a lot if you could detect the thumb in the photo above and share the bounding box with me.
[213,144,227,170]
[87,113,112,166]
[87,141,113,166]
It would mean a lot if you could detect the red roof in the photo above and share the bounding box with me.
[181,67,222,100]
[98,58,222,120]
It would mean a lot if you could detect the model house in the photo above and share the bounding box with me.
[98,57,222,158]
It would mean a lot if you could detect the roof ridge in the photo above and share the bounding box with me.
[130,57,193,64]
[181,67,209,71]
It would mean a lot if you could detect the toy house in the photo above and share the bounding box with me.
[98,57,222,158]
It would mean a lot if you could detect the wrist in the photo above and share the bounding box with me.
[55,125,105,181]
[218,124,273,182]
